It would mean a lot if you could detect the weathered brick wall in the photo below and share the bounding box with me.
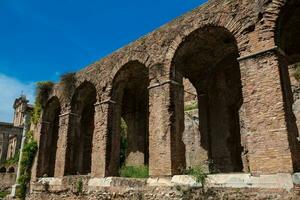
[31,0,299,180]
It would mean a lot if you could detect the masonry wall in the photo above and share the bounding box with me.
[27,186,299,200]
[30,0,299,183]
[0,173,16,191]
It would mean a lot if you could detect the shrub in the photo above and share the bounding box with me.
[31,81,54,125]
[60,72,76,99]
[184,166,207,185]
[119,165,149,178]
[76,179,83,195]
[35,81,54,106]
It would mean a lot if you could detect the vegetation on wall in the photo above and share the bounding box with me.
[76,179,83,195]
[60,72,76,99]
[17,130,38,199]
[0,191,9,198]
[183,166,207,185]
[31,81,54,125]
[293,63,300,81]
[3,151,19,166]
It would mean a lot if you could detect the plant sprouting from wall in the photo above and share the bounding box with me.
[60,72,76,100]
[35,81,54,106]
[293,63,300,81]
[183,166,207,185]
[31,81,54,125]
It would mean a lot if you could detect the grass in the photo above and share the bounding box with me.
[119,165,149,178]
[184,166,207,185]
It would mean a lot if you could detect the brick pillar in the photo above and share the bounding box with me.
[149,80,186,176]
[54,111,73,177]
[238,47,294,175]
[31,121,51,179]
[91,102,108,177]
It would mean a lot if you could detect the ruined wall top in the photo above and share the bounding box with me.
[48,0,287,105]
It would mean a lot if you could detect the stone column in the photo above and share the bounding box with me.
[238,47,295,175]
[54,110,73,177]
[91,101,109,177]
[0,133,9,162]
[148,80,186,176]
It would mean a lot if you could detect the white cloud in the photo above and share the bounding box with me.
[0,74,35,123]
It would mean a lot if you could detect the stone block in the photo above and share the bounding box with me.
[147,177,173,187]
[171,175,202,187]
[292,173,300,185]
[206,173,293,191]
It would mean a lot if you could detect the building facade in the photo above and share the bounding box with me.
[0,95,33,164]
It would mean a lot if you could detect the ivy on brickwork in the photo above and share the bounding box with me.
[17,130,38,199]
[60,72,76,99]
[31,81,54,125]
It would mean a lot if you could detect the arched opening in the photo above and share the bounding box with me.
[8,167,15,173]
[171,26,244,173]
[276,0,300,171]
[107,61,149,176]
[66,82,97,175]
[0,167,6,173]
[37,97,61,177]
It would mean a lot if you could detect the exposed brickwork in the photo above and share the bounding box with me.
[30,0,300,190]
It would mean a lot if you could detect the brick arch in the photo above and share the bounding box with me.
[37,96,61,177]
[166,24,245,173]
[8,166,15,173]
[106,60,149,176]
[0,167,6,173]
[164,19,244,71]
[64,81,97,175]
[106,55,152,94]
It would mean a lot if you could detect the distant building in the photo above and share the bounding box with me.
[0,95,33,163]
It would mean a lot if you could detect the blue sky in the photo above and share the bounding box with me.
[0,0,207,122]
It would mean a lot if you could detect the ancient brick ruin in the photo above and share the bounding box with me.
[29,0,300,197]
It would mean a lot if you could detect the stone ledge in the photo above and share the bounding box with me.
[206,173,293,191]
[31,173,296,193]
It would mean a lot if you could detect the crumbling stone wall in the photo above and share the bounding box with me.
[31,0,300,185]
[26,186,300,200]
